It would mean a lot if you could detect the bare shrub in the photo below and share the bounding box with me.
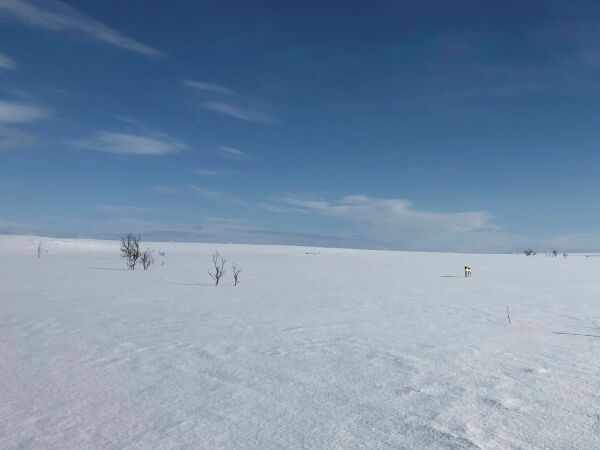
[121,233,141,270]
[563,252,568,258]
[523,248,536,256]
[141,248,154,270]
[232,263,243,286]
[37,243,42,259]
[208,251,226,285]
[552,249,558,257]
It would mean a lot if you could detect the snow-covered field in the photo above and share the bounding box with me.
[1,235,600,449]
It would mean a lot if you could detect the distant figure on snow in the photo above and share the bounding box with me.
[464,266,472,277]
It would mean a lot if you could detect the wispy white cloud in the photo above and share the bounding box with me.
[257,194,510,252]
[0,100,47,150]
[152,185,180,195]
[202,101,276,124]
[185,184,248,206]
[284,195,497,233]
[85,205,156,214]
[192,185,254,207]
[152,183,250,207]
[72,131,186,156]
[257,202,307,214]
[185,184,236,201]
[195,168,232,176]
[0,100,48,123]
[0,124,38,150]
[183,80,235,95]
[0,0,161,58]
[218,145,248,160]
[110,114,144,126]
[0,52,16,69]
[158,183,251,207]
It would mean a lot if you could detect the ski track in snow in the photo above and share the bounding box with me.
[1,235,600,449]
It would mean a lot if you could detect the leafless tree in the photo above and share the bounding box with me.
[120,233,141,270]
[208,251,226,285]
[552,249,558,257]
[524,248,536,256]
[232,263,242,286]
[140,248,154,270]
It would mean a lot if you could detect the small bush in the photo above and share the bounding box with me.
[121,233,141,269]
[232,263,242,286]
[208,251,226,285]
[140,248,154,270]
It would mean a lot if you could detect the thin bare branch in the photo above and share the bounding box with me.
[208,251,226,285]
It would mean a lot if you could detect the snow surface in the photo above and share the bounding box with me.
[1,235,600,449]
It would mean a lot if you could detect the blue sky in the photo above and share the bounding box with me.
[1,0,600,252]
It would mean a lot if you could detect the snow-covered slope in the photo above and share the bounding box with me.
[1,236,599,449]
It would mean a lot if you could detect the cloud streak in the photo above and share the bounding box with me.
[0,125,38,150]
[185,185,250,206]
[285,195,496,233]
[183,80,234,95]
[0,0,161,57]
[195,168,232,176]
[256,194,512,252]
[85,205,156,214]
[72,131,186,156]
[202,101,275,124]
[0,52,16,69]
[218,145,248,160]
[0,100,47,150]
[0,100,48,123]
